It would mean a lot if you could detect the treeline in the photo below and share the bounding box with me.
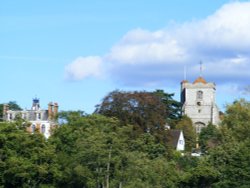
[0,91,250,187]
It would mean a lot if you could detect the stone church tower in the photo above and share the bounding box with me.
[181,77,220,133]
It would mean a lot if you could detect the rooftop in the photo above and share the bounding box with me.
[193,76,207,84]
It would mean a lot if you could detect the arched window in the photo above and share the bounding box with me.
[31,124,36,133]
[197,90,203,100]
[195,122,206,133]
[41,124,46,134]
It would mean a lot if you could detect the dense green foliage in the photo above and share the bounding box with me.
[0,99,250,187]
[154,89,182,124]
[50,114,180,187]
[0,122,60,187]
[176,115,196,152]
[199,123,221,152]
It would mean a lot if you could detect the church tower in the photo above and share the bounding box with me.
[181,76,220,133]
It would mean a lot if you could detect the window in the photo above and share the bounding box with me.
[179,140,184,145]
[197,91,203,100]
[37,113,41,120]
[31,124,36,133]
[195,122,205,133]
[9,113,13,120]
[41,124,46,134]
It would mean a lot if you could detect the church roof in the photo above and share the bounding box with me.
[193,76,207,84]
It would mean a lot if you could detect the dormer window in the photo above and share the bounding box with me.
[197,90,203,100]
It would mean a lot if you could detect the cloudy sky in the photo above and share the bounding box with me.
[1,0,250,113]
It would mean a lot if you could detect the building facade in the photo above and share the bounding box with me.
[169,130,185,151]
[181,77,220,133]
[3,98,58,138]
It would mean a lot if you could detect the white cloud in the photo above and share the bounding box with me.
[65,56,102,80]
[107,28,187,64]
[65,1,250,87]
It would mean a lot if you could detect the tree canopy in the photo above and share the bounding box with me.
[1,97,250,187]
[0,121,60,187]
[95,90,181,143]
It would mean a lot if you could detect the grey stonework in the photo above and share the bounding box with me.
[181,78,220,133]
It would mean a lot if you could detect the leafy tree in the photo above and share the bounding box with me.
[7,101,22,111]
[95,90,168,142]
[0,121,61,187]
[179,157,219,188]
[95,90,181,144]
[154,89,182,125]
[176,115,196,152]
[194,99,250,187]
[57,110,86,125]
[199,123,221,152]
[222,99,250,140]
[50,114,177,187]
[208,140,250,187]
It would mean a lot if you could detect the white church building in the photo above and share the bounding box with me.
[181,76,220,133]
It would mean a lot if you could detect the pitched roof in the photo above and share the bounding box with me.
[193,76,207,84]
[169,130,182,149]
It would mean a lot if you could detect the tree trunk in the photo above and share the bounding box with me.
[106,145,112,188]
[119,182,122,188]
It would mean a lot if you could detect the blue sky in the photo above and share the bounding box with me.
[1,0,250,113]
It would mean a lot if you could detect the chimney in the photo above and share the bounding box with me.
[48,102,54,120]
[54,102,59,119]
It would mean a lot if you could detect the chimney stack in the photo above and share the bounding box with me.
[54,102,59,119]
[48,102,54,120]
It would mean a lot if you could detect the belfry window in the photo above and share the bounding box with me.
[197,91,203,100]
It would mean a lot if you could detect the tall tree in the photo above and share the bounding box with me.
[154,89,182,125]
[95,90,168,141]
[222,99,250,140]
